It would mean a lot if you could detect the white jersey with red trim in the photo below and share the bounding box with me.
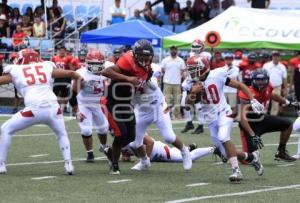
[150,141,171,161]
[200,68,232,124]
[4,61,58,109]
[76,66,107,104]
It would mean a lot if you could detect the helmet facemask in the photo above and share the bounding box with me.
[87,60,105,75]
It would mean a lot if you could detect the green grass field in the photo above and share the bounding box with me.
[0,115,300,203]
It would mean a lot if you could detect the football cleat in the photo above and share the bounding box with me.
[274,150,297,162]
[131,157,151,171]
[213,147,228,163]
[0,162,7,174]
[181,146,192,170]
[250,151,264,176]
[192,125,204,134]
[86,151,94,163]
[181,122,194,133]
[64,160,74,175]
[188,143,197,152]
[109,163,120,175]
[229,167,243,183]
[292,154,300,159]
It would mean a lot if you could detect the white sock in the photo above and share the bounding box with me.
[184,109,192,122]
[0,132,12,163]
[228,156,239,169]
[197,110,204,125]
[190,147,214,161]
[58,135,72,161]
[297,137,300,155]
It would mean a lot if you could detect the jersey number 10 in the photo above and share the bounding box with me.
[22,66,47,85]
[202,84,220,104]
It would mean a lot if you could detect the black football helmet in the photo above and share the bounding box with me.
[251,68,269,91]
[132,39,154,70]
[248,52,257,64]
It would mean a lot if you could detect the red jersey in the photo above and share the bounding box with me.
[290,57,300,70]
[70,57,84,70]
[12,32,27,46]
[239,60,262,86]
[210,59,225,70]
[52,55,73,70]
[239,84,273,108]
[116,51,149,93]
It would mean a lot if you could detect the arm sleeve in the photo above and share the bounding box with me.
[3,65,12,74]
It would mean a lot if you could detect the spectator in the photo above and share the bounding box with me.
[50,0,62,14]
[34,6,45,20]
[110,0,126,24]
[233,49,244,67]
[151,0,176,15]
[12,24,27,49]
[209,0,223,19]
[248,0,270,9]
[263,51,287,115]
[221,0,235,10]
[161,46,186,119]
[190,0,209,28]
[127,9,145,21]
[21,15,33,37]
[9,7,21,34]
[182,0,193,22]
[290,51,300,103]
[0,14,9,37]
[143,1,163,26]
[33,15,46,38]
[108,47,123,64]
[0,0,12,17]
[223,53,239,118]
[51,8,66,39]
[210,51,225,70]
[169,2,183,25]
[25,7,34,23]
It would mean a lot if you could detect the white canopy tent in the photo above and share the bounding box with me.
[163,7,300,50]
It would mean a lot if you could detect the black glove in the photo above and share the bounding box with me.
[251,135,264,149]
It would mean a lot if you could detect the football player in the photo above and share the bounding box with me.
[130,64,192,171]
[239,52,262,86]
[0,49,83,175]
[181,39,206,134]
[125,133,214,163]
[185,55,264,182]
[238,68,296,162]
[292,103,300,159]
[73,50,112,162]
[101,39,154,175]
[52,45,74,112]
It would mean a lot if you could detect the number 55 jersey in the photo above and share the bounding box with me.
[4,61,58,109]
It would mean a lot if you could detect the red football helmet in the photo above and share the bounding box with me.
[15,49,40,65]
[186,56,210,80]
[86,49,105,74]
[191,39,205,55]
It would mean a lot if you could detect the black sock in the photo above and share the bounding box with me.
[245,153,254,162]
[278,143,286,152]
[187,121,193,125]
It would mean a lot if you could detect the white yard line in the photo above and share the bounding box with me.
[212,162,224,165]
[7,156,107,166]
[277,163,295,167]
[31,176,56,180]
[186,183,210,187]
[29,154,49,158]
[107,179,132,184]
[165,184,300,203]
[291,134,300,138]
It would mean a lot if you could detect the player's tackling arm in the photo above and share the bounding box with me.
[227,79,254,100]
[239,101,256,137]
[52,69,83,92]
[101,65,139,85]
[0,74,12,85]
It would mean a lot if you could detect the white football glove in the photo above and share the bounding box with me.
[250,99,265,114]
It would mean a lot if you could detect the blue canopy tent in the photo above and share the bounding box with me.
[80,20,174,47]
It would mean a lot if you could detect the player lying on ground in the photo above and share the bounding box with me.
[185,55,265,182]
[123,133,215,162]
[0,49,83,175]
